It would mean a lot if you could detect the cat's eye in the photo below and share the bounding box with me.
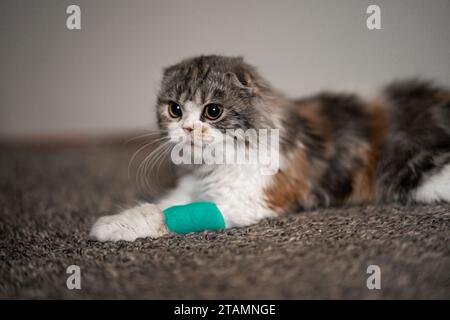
[203,104,223,120]
[168,101,182,119]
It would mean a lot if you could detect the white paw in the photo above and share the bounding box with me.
[414,163,450,203]
[89,203,168,242]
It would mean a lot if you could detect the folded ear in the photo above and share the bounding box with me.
[225,69,260,94]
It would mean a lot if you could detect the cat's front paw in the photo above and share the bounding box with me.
[89,203,168,242]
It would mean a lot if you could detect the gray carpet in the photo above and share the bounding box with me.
[1,144,449,299]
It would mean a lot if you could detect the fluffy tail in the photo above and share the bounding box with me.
[376,79,450,203]
[384,78,450,138]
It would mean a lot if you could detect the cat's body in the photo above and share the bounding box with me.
[90,55,450,242]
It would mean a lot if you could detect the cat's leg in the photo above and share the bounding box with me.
[89,203,167,242]
[216,200,274,229]
[377,147,450,204]
[414,162,450,203]
[155,174,194,210]
[89,175,194,242]
[377,80,450,203]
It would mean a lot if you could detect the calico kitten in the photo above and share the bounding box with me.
[90,55,450,242]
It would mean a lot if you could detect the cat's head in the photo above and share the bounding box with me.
[156,55,279,149]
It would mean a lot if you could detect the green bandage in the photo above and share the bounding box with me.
[163,202,226,234]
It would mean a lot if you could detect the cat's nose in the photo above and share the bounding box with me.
[183,126,193,133]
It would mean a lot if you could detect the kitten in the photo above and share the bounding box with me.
[90,55,450,242]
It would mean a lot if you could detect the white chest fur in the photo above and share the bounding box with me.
[190,164,275,227]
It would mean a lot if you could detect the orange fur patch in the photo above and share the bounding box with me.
[264,149,312,214]
[346,103,389,204]
[435,91,450,103]
[191,67,199,80]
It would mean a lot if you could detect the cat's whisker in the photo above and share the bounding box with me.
[146,142,174,196]
[126,131,164,143]
[143,142,173,195]
[136,142,169,194]
[136,140,172,197]
[128,136,170,179]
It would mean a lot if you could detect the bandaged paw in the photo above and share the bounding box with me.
[90,202,226,242]
[163,202,226,234]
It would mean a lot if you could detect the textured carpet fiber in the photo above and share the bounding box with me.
[0,145,449,299]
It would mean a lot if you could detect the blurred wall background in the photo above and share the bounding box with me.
[1,0,449,137]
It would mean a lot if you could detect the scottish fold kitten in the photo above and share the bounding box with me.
[90,55,450,242]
